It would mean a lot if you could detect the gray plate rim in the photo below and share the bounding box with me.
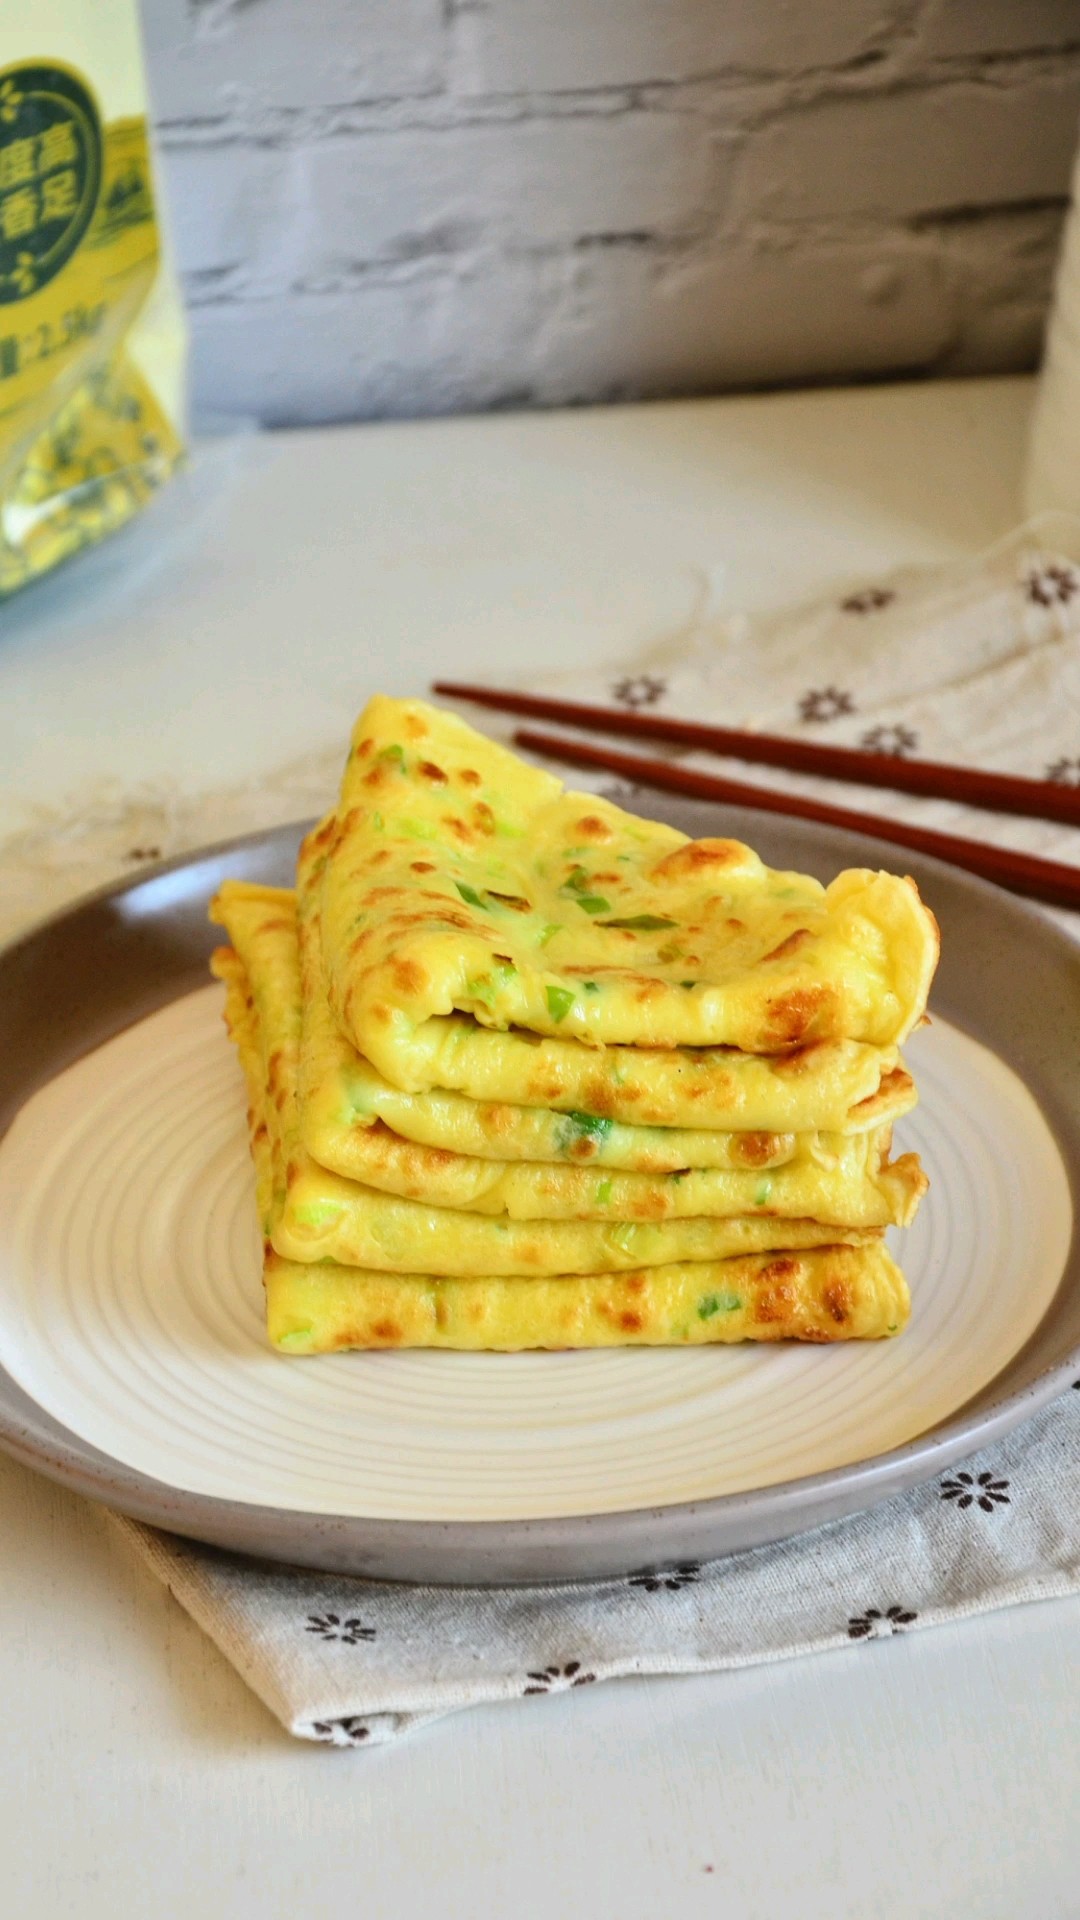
[0,801,1076,1585]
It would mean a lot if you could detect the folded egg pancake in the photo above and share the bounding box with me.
[213,879,923,1229]
[214,908,913,1350]
[301,1117,922,1226]
[216,939,909,1348]
[316,695,939,1083]
[318,1049,917,1168]
[263,1243,910,1352]
[210,912,886,1276]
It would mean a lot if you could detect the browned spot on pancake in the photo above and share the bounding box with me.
[760,1256,800,1284]
[442,814,474,843]
[267,1049,284,1085]
[725,918,745,933]
[623,1273,646,1294]
[629,1189,667,1221]
[363,763,393,791]
[434,1295,449,1329]
[797,1327,833,1343]
[418,760,448,784]
[370,1318,403,1343]
[478,1103,515,1136]
[365,885,407,903]
[582,1079,618,1116]
[411,860,436,873]
[652,839,745,880]
[730,1132,780,1168]
[633,980,666,1004]
[392,957,428,996]
[591,870,622,885]
[273,1087,288,1113]
[350,931,373,956]
[459,768,482,788]
[517,1241,545,1268]
[403,712,428,738]
[575,815,612,841]
[532,1081,570,1105]
[366,848,391,867]
[472,801,496,835]
[569,1137,599,1161]
[771,1042,828,1077]
[764,986,832,1047]
[256,916,293,936]
[753,1280,797,1325]
[354,737,374,759]
[824,1280,851,1324]
[311,815,340,847]
[762,928,813,963]
[369,1002,394,1027]
[285,1159,299,1186]
[619,1310,644,1332]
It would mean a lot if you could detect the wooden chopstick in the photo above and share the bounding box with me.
[512,726,1080,912]
[433,680,1080,829]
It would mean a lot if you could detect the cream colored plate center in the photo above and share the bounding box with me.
[0,987,1070,1522]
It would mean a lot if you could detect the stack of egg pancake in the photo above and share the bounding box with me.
[210,695,938,1354]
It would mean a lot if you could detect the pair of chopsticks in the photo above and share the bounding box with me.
[432,681,1080,911]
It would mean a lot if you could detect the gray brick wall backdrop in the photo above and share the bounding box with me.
[142,0,1080,426]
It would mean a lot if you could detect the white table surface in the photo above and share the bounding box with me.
[4,373,1078,1919]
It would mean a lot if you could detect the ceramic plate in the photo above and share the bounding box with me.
[0,803,1077,1584]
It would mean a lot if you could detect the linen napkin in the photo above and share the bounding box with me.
[4,517,1080,1748]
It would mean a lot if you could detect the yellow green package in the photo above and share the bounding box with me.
[0,0,185,597]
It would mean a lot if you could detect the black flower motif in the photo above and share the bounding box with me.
[847,1604,918,1640]
[523,1661,597,1695]
[940,1470,1010,1512]
[860,723,919,758]
[312,1717,371,1746]
[628,1561,701,1594]
[798,686,855,724]
[1025,563,1080,607]
[841,587,895,613]
[305,1612,376,1645]
[613,674,666,710]
[1046,757,1080,788]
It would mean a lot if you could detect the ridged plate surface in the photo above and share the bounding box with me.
[0,985,1069,1523]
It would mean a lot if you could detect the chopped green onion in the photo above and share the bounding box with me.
[545,984,576,1023]
[698,1291,742,1319]
[555,1110,613,1153]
